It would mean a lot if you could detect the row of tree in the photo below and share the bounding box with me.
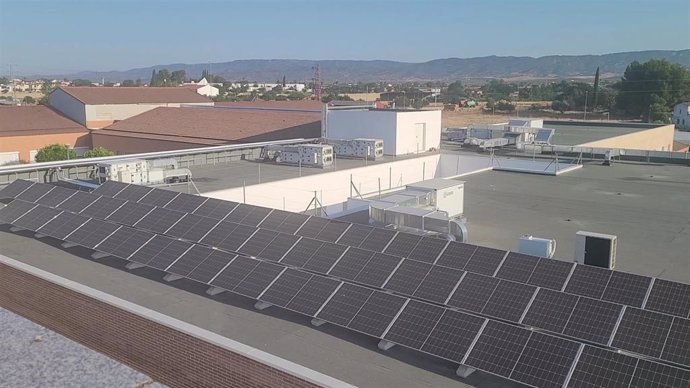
[33,144,114,163]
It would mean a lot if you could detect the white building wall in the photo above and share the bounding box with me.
[673,103,690,130]
[85,102,213,127]
[196,85,219,97]
[48,88,87,126]
[394,110,442,154]
[326,110,398,154]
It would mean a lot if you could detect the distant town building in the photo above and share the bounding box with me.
[47,87,213,129]
[673,102,690,130]
[0,105,90,164]
[182,78,220,97]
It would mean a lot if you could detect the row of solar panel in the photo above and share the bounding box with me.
[3,192,690,374]
[7,178,688,323]
[0,200,688,388]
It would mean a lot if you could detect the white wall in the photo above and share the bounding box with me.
[85,102,213,124]
[48,89,87,125]
[326,109,398,154]
[394,110,442,154]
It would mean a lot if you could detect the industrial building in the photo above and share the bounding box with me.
[0,105,91,164]
[47,86,213,129]
[674,102,690,130]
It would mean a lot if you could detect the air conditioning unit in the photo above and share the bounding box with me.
[574,231,617,269]
[517,235,556,258]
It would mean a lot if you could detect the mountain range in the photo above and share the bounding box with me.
[38,50,690,83]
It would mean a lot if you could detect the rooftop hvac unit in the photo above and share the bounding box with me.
[407,179,464,217]
[517,235,556,259]
[574,231,617,269]
[327,138,383,160]
[262,144,333,167]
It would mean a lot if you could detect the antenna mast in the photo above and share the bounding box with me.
[312,64,323,102]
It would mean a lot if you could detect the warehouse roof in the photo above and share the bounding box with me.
[92,106,320,144]
[215,100,323,111]
[54,86,212,105]
[0,105,88,136]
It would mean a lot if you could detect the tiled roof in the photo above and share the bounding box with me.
[55,86,212,105]
[0,105,88,136]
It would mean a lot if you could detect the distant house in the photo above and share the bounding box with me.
[182,78,220,97]
[673,102,690,130]
[47,86,213,129]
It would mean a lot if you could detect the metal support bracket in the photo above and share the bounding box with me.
[34,233,47,239]
[9,226,24,232]
[310,318,326,327]
[91,252,110,260]
[61,242,78,248]
[456,365,476,378]
[206,287,225,296]
[254,301,272,310]
[125,262,145,270]
[163,273,183,282]
[377,340,396,351]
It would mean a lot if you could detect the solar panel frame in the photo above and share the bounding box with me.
[0,179,34,198]
[260,269,312,307]
[358,228,397,252]
[163,193,207,213]
[15,184,54,203]
[435,241,477,269]
[347,291,406,337]
[134,207,185,234]
[185,250,236,284]
[563,297,623,345]
[446,272,500,313]
[65,219,121,248]
[522,288,579,333]
[275,213,310,234]
[601,271,652,308]
[80,196,127,220]
[464,320,532,378]
[335,223,373,246]
[113,185,154,202]
[129,235,181,266]
[566,345,638,388]
[58,191,99,213]
[295,216,330,238]
[166,245,215,277]
[209,256,260,291]
[314,221,350,243]
[36,186,77,208]
[95,227,155,259]
[38,211,89,240]
[286,276,341,316]
[564,264,613,299]
[233,261,285,298]
[257,233,301,262]
[660,317,690,367]
[481,280,537,322]
[192,198,238,220]
[645,279,690,318]
[383,259,432,296]
[91,180,128,197]
[510,332,581,388]
[353,252,401,288]
[413,265,464,304]
[280,237,323,267]
[105,202,155,226]
[328,247,374,281]
[137,188,179,207]
[420,309,486,363]
[463,246,507,276]
[199,221,239,248]
[629,359,690,388]
[611,307,673,359]
[0,200,37,224]
[13,205,61,230]
[383,233,422,258]
[303,242,348,273]
[144,238,193,271]
[383,300,445,349]
[527,258,574,291]
[316,283,374,326]
[258,209,291,230]
[225,204,270,226]
[495,252,540,283]
[237,228,279,257]
[407,237,448,263]
[167,213,220,243]
[216,224,257,252]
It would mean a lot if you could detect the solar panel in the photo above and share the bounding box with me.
[383,233,422,258]
[280,237,323,267]
[0,200,37,224]
[420,310,486,363]
[630,359,690,388]
[384,259,432,295]
[13,206,61,230]
[286,276,341,316]
[16,183,54,202]
[535,128,554,143]
[137,188,179,207]
[358,228,396,252]
[38,211,89,240]
[317,283,374,326]
[336,223,373,246]
[347,291,406,337]
[216,224,257,252]
[257,233,300,261]
[567,346,638,388]
[661,317,690,366]
[58,191,99,213]
[354,252,401,288]
[446,272,500,313]
[113,184,153,202]
[510,332,580,388]
[65,219,120,248]
[233,261,285,298]
[187,251,236,283]
[527,259,574,291]
[237,228,279,257]
[645,279,690,318]
[275,213,310,234]
[384,300,445,349]
[134,207,185,234]
[435,241,477,269]
[210,256,260,291]
[129,235,184,266]
[258,210,291,230]
[91,180,128,197]
[611,307,673,358]
[200,221,240,248]
[164,193,207,213]
[80,196,126,219]
[564,264,613,299]
[563,297,622,345]
[192,197,238,220]
[413,266,464,304]
[407,237,447,264]
[225,204,271,227]
[106,202,154,225]
[260,269,312,307]
[295,216,330,238]
[602,271,652,308]
[464,320,532,377]
[328,247,374,281]
[166,213,220,243]
[312,221,349,243]
[481,280,536,322]
[167,245,215,277]
[522,288,579,333]
[495,252,540,283]
[36,186,77,207]
[142,238,192,271]
[0,179,34,198]
[303,242,348,273]
[464,246,507,276]
[96,227,155,259]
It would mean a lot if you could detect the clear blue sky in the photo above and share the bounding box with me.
[1,0,688,75]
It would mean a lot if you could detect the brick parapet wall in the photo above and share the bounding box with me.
[0,258,344,388]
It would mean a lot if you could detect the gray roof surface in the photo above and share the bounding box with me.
[0,228,517,388]
[547,123,648,146]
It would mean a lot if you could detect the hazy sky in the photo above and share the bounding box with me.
[1,0,688,75]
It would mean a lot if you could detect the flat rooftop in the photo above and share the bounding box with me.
[0,228,517,388]
[544,121,659,146]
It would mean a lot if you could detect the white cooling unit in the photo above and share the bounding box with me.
[574,231,617,269]
[517,235,556,259]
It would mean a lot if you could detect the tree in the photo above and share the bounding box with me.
[157,69,171,86]
[171,70,186,85]
[34,144,77,163]
[551,100,569,113]
[482,79,515,100]
[201,69,211,82]
[593,67,600,108]
[616,59,690,119]
[282,75,286,87]
[83,147,115,158]
[443,81,466,103]
[41,79,56,95]
[71,79,92,86]
[22,96,36,104]
[121,79,136,87]
[150,69,157,86]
